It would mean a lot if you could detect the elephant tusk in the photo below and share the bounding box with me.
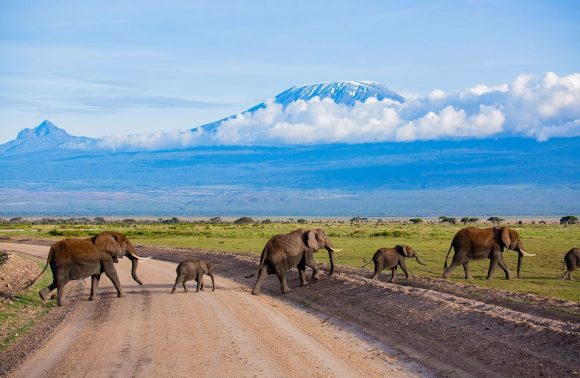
[130,253,152,261]
[520,250,536,257]
[332,249,343,252]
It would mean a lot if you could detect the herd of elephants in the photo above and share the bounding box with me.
[28,226,579,306]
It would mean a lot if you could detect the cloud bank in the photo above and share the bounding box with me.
[99,72,580,149]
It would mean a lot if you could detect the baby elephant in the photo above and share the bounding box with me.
[172,260,215,293]
[364,245,426,282]
[562,248,579,280]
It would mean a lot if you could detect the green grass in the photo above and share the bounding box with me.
[2,221,579,302]
[0,255,55,351]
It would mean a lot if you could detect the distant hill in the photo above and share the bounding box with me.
[0,120,95,155]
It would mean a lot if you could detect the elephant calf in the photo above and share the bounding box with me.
[172,260,215,293]
[562,248,579,280]
[363,245,426,283]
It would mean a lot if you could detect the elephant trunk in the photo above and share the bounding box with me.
[210,274,215,291]
[127,244,144,285]
[415,255,427,266]
[327,247,336,276]
[517,252,522,279]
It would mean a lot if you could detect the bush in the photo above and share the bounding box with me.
[439,216,457,225]
[234,217,254,224]
[409,218,423,224]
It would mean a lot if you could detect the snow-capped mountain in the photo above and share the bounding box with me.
[197,81,404,132]
[0,120,94,155]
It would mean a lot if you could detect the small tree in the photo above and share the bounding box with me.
[297,219,307,224]
[94,217,106,224]
[487,216,504,225]
[560,215,578,225]
[261,218,272,224]
[409,218,423,224]
[461,217,479,224]
[208,217,222,224]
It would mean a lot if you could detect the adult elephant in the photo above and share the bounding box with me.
[247,228,340,295]
[443,226,535,280]
[30,231,150,306]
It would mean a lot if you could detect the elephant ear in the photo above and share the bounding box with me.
[501,227,511,249]
[306,230,320,251]
[396,245,409,257]
[92,233,124,258]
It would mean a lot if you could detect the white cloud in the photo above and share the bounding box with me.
[96,72,580,148]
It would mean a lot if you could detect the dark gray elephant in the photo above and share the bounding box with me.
[247,228,340,295]
[172,260,215,293]
[443,227,535,280]
[30,231,150,306]
[562,248,579,280]
[363,245,426,282]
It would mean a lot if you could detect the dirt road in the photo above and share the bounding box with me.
[0,243,426,378]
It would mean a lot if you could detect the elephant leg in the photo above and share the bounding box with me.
[276,267,292,294]
[389,267,397,283]
[89,274,101,301]
[56,278,67,306]
[251,265,268,296]
[462,262,473,280]
[183,282,189,292]
[443,260,462,279]
[198,273,205,291]
[304,251,322,280]
[172,274,185,293]
[497,257,511,280]
[371,263,382,280]
[196,275,202,292]
[399,260,410,279]
[103,262,125,297]
[486,257,499,280]
[39,281,57,301]
[298,258,308,286]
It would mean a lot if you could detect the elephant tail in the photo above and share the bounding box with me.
[24,246,53,289]
[443,243,453,270]
[361,258,372,269]
[245,246,267,278]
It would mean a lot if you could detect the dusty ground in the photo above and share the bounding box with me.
[0,241,579,377]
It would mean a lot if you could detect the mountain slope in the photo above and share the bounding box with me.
[197,81,404,132]
[0,120,94,155]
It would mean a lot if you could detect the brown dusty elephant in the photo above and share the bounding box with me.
[172,260,215,293]
[562,248,579,280]
[363,245,426,282]
[443,227,535,280]
[29,231,150,306]
[246,228,340,295]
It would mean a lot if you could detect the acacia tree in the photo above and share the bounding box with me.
[487,216,505,225]
[439,216,457,225]
[409,218,424,224]
[560,215,578,224]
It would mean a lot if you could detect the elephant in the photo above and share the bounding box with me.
[172,260,215,293]
[30,231,150,306]
[443,226,535,280]
[362,245,426,282]
[246,228,340,295]
[562,248,579,280]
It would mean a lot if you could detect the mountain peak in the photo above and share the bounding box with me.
[275,81,404,107]
[2,121,94,155]
[17,120,70,139]
[198,80,404,132]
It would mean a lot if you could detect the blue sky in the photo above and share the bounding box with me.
[1,0,579,143]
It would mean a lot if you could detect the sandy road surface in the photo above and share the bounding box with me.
[0,243,426,378]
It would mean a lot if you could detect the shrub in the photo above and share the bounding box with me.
[234,217,254,224]
[409,218,423,224]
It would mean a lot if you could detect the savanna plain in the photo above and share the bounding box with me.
[1,219,579,377]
